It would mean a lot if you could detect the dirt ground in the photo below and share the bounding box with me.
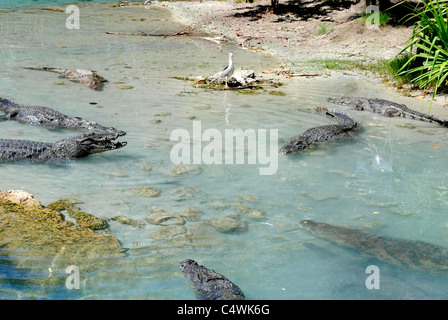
[158,0,413,72]
[153,0,448,107]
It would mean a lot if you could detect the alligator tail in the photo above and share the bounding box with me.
[425,114,447,127]
[406,109,447,126]
[23,67,67,74]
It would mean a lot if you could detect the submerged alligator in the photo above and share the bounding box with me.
[0,97,125,135]
[23,67,107,90]
[327,96,448,127]
[300,220,448,273]
[279,107,359,155]
[180,259,245,300]
[0,132,126,162]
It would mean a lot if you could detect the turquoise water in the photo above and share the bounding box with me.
[1,1,448,300]
[0,0,122,9]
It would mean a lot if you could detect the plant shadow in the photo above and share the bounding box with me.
[232,0,420,25]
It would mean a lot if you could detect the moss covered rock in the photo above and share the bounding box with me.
[46,198,82,212]
[0,198,125,286]
[46,198,107,230]
[68,210,108,230]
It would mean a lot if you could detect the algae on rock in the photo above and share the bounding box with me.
[46,198,108,230]
[0,198,125,287]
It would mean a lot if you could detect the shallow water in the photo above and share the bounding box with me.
[1,1,448,300]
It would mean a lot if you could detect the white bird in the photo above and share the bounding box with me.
[219,51,234,88]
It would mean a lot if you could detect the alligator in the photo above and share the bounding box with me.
[300,220,448,273]
[0,132,126,162]
[180,259,245,300]
[279,107,359,155]
[0,97,125,135]
[23,67,107,90]
[327,96,448,127]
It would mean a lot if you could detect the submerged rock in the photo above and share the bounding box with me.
[238,195,259,203]
[172,186,199,201]
[115,84,134,90]
[150,225,187,240]
[183,207,202,221]
[171,164,202,177]
[154,112,172,117]
[233,201,266,219]
[141,162,153,173]
[207,201,231,211]
[111,215,146,229]
[131,186,161,198]
[268,90,286,96]
[204,216,248,233]
[145,208,186,226]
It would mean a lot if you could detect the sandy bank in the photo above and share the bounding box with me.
[154,0,448,108]
[157,0,413,72]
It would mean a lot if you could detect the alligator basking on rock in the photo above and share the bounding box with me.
[327,96,448,127]
[23,67,107,90]
[0,132,126,162]
[300,220,448,273]
[180,259,245,300]
[279,107,359,155]
[0,97,125,135]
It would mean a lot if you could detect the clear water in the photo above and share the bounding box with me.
[2,2,448,300]
[0,0,123,9]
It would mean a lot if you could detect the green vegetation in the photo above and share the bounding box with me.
[308,1,448,99]
[360,11,391,27]
[307,56,424,88]
[316,23,334,35]
[395,0,448,107]
[309,59,368,71]
[308,59,391,75]
[387,53,425,86]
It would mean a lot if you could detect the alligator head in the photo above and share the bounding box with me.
[279,136,309,155]
[47,132,127,159]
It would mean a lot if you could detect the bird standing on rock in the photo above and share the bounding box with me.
[219,51,234,88]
